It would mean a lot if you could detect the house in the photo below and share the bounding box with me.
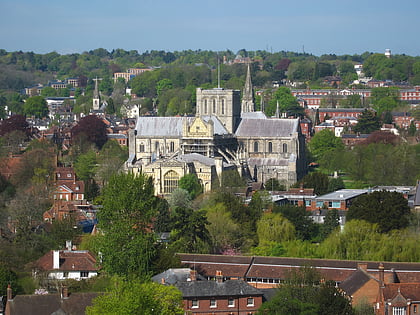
[53,167,84,201]
[376,283,420,315]
[4,285,99,315]
[153,268,264,314]
[32,248,98,284]
[309,189,369,211]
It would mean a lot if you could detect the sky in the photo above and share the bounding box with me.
[1,0,419,57]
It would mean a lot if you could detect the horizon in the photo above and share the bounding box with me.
[1,0,419,57]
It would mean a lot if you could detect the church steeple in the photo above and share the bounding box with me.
[241,62,255,113]
[92,77,102,110]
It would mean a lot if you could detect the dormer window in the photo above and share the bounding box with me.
[67,173,72,178]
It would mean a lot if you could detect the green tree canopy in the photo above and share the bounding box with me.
[257,213,295,244]
[178,173,202,199]
[86,278,183,315]
[308,129,344,163]
[23,96,49,118]
[96,172,159,278]
[347,190,411,233]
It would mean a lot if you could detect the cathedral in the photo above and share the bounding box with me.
[126,64,307,196]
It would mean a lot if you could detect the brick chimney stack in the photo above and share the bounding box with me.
[190,269,197,281]
[216,270,223,283]
[62,285,69,299]
[7,284,12,301]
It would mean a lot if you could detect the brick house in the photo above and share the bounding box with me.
[176,271,263,315]
[376,283,420,315]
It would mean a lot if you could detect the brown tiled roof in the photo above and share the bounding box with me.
[34,250,98,272]
[383,283,420,301]
[6,292,100,315]
[179,254,420,283]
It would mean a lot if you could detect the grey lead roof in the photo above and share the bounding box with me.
[200,115,229,135]
[235,118,299,137]
[135,116,228,137]
[135,117,194,137]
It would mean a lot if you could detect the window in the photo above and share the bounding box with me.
[247,298,254,306]
[163,170,179,194]
[139,143,145,152]
[67,173,72,178]
[254,141,259,152]
[228,298,235,307]
[170,141,174,153]
[221,99,225,114]
[155,141,159,152]
[192,299,199,308]
[204,99,208,114]
[213,99,216,113]
[283,143,288,153]
[268,142,273,153]
[393,307,406,315]
[210,299,217,308]
[80,271,89,278]
[63,271,69,278]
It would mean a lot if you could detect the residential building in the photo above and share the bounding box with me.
[32,248,98,283]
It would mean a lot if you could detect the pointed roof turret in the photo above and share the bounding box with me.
[241,62,255,113]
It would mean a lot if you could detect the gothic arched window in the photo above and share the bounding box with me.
[221,99,225,114]
[254,141,259,152]
[213,99,216,114]
[163,170,179,194]
[268,142,273,153]
[283,143,288,153]
[204,99,208,114]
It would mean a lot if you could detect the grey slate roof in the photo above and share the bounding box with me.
[200,115,229,135]
[235,118,299,137]
[135,117,194,137]
[176,153,216,166]
[176,280,263,298]
[339,269,372,296]
[248,157,291,167]
[241,111,268,119]
[152,268,205,285]
[6,292,100,315]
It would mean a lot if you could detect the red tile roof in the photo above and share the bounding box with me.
[34,250,98,272]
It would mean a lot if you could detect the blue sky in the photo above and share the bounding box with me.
[1,0,419,56]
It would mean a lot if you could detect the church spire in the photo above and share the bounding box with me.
[92,77,102,110]
[241,62,255,113]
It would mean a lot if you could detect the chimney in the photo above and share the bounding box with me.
[66,240,72,251]
[62,285,69,299]
[378,263,384,286]
[216,270,223,283]
[190,269,197,281]
[53,250,60,269]
[7,284,12,301]
[357,263,368,271]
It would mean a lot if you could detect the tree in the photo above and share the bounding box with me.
[258,266,353,315]
[308,129,344,164]
[320,209,340,240]
[170,207,211,253]
[257,213,295,244]
[71,115,108,150]
[264,178,286,191]
[96,172,159,278]
[178,173,202,199]
[74,150,97,181]
[267,86,303,117]
[347,191,411,233]
[204,202,240,253]
[0,114,29,137]
[273,204,318,241]
[353,110,381,134]
[299,172,329,195]
[23,96,48,118]
[86,278,183,315]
